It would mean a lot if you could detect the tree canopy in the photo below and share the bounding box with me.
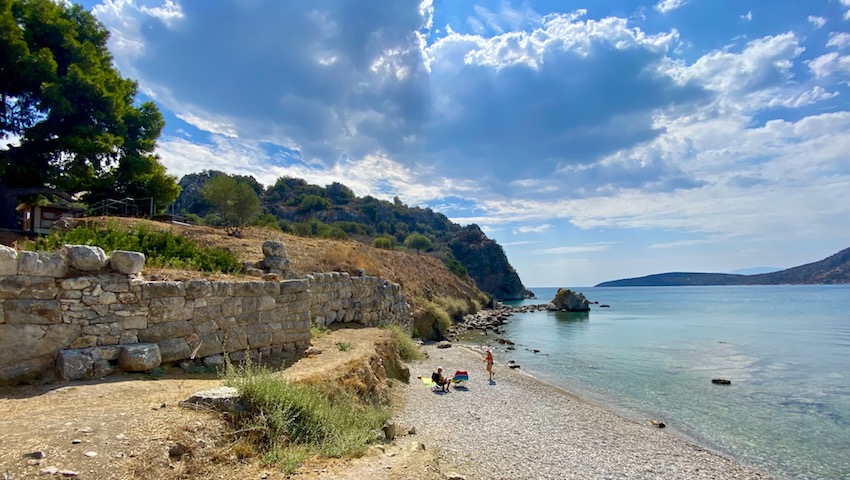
[202,175,261,237]
[0,0,178,210]
[404,233,433,255]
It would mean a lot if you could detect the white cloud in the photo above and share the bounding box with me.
[807,16,826,28]
[808,52,850,77]
[843,0,850,20]
[654,0,686,14]
[741,11,752,21]
[827,32,850,49]
[513,224,551,234]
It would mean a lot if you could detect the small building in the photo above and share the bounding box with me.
[17,203,79,234]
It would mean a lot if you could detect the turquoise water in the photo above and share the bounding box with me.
[500,285,850,479]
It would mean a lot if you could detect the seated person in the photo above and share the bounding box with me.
[431,366,451,392]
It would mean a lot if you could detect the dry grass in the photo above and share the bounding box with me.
[70,217,485,313]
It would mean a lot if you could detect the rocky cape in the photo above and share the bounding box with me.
[596,245,850,287]
[448,224,532,301]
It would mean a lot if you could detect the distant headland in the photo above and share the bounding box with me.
[596,245,850,287]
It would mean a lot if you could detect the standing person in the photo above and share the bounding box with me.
[485,348,494,381]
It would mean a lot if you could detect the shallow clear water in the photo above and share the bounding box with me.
[500,285,850,479]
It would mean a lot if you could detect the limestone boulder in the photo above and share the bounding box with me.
[57,349,94,381]
[158,338,192,363]
[263,256,290,271]
[262,240,287,258]
[118,343,161,371]
[17,251,68,278]
[0,245,17,276]
[110,250,145,275]
[65,245,109,272]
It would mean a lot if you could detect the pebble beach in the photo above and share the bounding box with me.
[397,343,773,480]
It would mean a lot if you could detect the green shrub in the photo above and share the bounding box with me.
[224,362,389,474]
[311,325,332,339]
[336,341,351,352]
[382,324,424,361]
[371,236,396,250]
[31,223,242,274]
[321,227,348,240]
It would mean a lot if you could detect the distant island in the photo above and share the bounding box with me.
[596,246,850,287]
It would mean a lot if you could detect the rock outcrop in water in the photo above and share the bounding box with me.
[547,288,590,312]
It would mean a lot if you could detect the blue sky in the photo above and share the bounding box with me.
[79,0,850,287]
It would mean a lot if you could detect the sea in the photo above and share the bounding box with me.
[496,285,850,480]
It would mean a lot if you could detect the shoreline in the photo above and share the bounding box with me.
[397,342,773,480]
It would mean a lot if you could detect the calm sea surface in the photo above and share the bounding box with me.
[498,285,850,479]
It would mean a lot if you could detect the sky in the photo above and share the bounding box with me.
[76,0,850,287]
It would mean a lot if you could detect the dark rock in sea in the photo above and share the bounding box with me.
[600,304,610,308]
[711,378,732,385]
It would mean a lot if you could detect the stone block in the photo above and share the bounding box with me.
[215,316,238,331]
[120,331,138,344]
[263,255,289,271]
[18,251,68,278]
[248,332,273,348]
[98,291,118,305]
[0,324,81,373]
[158,338,192,363]
[99,335,119,346]
[231,282,265,297]
[110,250,145,275]
[185,279,212,299]
[0,245,17,276]
[210,282,233,297]
[221,298,242,317]
[141,281,185,299]
[57,350,94,381]
[118,343,161,371]
[4,299,61,324]
[222,329,248,351]
[69,335,98,349]
[121,315,147,330]
[65,245,109,272]
[148,296,191,323]
[0,276,58,300]
[193,320,218,336]
[137,320,194,343]
[194,332,224,357]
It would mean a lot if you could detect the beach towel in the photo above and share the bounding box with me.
[420,376,437,388]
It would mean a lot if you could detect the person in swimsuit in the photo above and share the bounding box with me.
[485,348,494,381]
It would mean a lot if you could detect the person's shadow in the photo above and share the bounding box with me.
[488,379,496,385]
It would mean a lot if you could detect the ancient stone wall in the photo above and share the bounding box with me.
[0,244,412,384]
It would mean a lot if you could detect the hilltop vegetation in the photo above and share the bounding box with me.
[175,171,529,300]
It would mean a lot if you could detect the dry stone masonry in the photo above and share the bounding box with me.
[0,241,412,384]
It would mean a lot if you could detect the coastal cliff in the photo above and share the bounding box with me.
[449,224,530,301]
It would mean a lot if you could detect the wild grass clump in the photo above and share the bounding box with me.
[31,222,242,273]
[382,324,424,361]
[421,299,452,338]
[311,325,332,339]
[223,362,389,474]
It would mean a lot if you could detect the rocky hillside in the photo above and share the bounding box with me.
[174,172,529,300]
[449,225,532,300]
[596,245,850,287]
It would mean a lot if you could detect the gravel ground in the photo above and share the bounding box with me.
[397,343,774,480]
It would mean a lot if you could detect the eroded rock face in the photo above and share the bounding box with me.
[547,288,590,312]
[449,224,529,301]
